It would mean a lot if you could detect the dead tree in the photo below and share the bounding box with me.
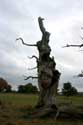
[17,17,61,114]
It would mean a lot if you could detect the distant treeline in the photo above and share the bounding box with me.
[0,77,82,96]
[0,77,38,94]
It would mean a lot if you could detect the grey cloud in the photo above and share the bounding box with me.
[0,0,30,20]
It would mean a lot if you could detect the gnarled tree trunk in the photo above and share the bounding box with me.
[16,17,61,116]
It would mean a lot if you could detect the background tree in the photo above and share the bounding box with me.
[18,85,24,93]
[71,87,78,95]
[18,83,38,94]
[62,82,78,96]
[0,77,12,92]
[6,84,12,92]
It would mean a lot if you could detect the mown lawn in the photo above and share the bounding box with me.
[0,93,83,125]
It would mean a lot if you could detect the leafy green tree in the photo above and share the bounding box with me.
[6,85,12,92]
[71,87,78,95]
[18,83,38,93]
[62,82,78,96]
[18,85,25,93]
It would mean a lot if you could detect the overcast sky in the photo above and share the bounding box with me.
[0,0,83,91]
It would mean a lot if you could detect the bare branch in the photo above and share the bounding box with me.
[73,74,83,78]
[28,55,38,62]
[62,44,71,48]
[80,44,83,47]
[28,66,37,70]
[16,38,37,47]
[23,75,38,80]
[62,44,83,48]
[73,71,83,78]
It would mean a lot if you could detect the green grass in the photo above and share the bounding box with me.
[0,93,38,106]
[0,93,83,106]
[0,93,83,125]
[56,96,83,106]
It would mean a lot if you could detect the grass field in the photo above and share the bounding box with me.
[0,93,83,125]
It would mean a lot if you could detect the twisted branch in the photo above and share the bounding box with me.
[16,38,37,46]
[28,55,38,60]
[28,55,39,63]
